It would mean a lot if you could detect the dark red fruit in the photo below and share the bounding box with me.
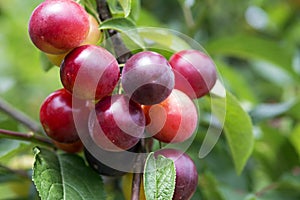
[169,49,217,99]
[60,45,120,100]
[121,51,174,105]
[89,94,145,151]
[155,149,198,200]
[39,88,88,143]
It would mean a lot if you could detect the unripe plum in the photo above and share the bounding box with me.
[60,45,120,100]
[169,50,217,99]
[28,0,90,54]
[154,149,198,200]
[122,51,175,105]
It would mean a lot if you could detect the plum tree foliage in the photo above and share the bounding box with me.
[0,0,300,199]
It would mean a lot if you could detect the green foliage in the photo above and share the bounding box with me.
[144,153,176,200]
[32,147,105,200]
[212,91,254,174]
[0,0,299,199]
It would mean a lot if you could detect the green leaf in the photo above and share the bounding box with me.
[212,91,254,174]
[206,34,295,77]
[118,0,131,17]
[100,17,135,32]
[289,124,300,158]
[144,152,176,200]
[128,0,140,21]
[139,30,191,55]
[99,17,145,49]
[199,172,225,200]
[32,147,105,200]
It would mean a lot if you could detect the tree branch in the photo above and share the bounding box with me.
[0,129,53,147]
[0,98,42,133]
[96,0,132,64]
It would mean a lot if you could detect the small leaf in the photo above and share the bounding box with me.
[212,91,254,174]
[118,0,131,17]
[32,147,105,200]
[144,152,176,200]
[99,17,145,49]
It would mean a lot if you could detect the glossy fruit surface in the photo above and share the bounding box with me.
[60,45,120,100]
[122,51,174,105]
[169,49,217,98]
[143,89,198,143]
[40,88,87,143]
[89,95,145,151]
[154,149,198,200]
[28,0,89,54]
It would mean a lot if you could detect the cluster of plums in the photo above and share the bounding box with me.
[29,1,218,199]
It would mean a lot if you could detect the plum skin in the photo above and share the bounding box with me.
[28,0,90,54]
[89,95,145,151]
[121,51,175,105]
[143,89,198,143]
[169,49,217,99]
[60,45,120,100]
[39,88,88,143]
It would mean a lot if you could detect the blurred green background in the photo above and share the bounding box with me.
[0,0,300,199]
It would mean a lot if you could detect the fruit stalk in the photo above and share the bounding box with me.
[0,129,53,147]
[0,98,42,133]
